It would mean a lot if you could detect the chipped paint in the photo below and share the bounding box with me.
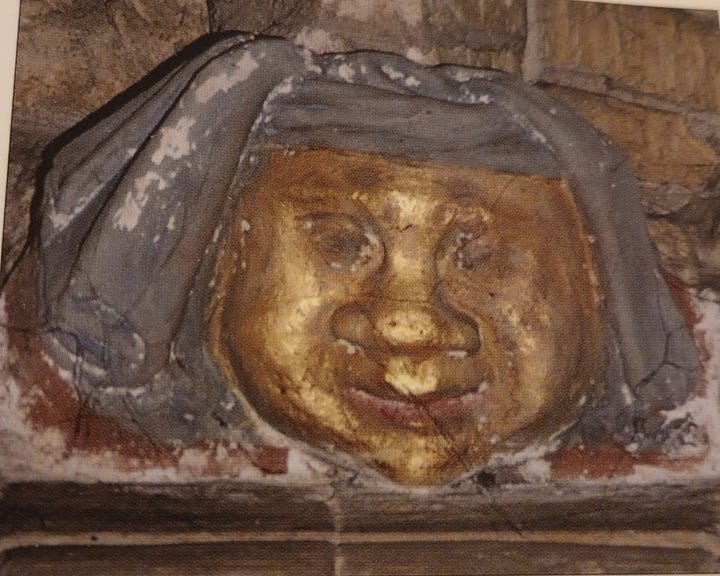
[274,77,295,96]
[337,63,355,82]
[459,86,492,104]
[48,183,104,231]
[531,128,548,144]
[336,338,358,354]
[404,75,421,87]
[620,383,634,405]
[196,51,260,104]
[151,116,197,165]
[447,350,468,359]
[299,46,322,74]
[381,64,404,81]
[450,68,491,83]
[112,171,167,232]
[380,65,420,88]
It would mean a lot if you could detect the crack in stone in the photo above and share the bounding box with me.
[400,386,525,536]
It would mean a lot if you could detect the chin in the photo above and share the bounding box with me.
[364,438,492,486]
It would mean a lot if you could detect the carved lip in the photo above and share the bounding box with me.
[344,384,487,427]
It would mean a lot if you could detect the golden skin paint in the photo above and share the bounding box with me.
[210,149,606,485]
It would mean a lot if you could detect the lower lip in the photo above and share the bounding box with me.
[344,385,487,427]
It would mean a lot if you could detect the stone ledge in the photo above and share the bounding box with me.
[2,482,719,574]
[1,538,716,575]
[2,481,719,536]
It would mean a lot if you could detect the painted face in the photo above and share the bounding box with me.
[210,149,606,485]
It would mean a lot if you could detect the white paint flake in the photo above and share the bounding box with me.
[460,91,492,105]
[452,69,473,82]
[381,64,404,81]
[49,183,104,231]
[195,51,260,104]
[517,457,552,483]
[337,63,355,82]
[530,128,548,144]
[112,171,167,232]
[447,350,468,359]
[151,116,197,165]
[336,339,358,354]
[299,46,322,74]
[274,77,295,95]
[450,68,490,82]
[620,383,634,405]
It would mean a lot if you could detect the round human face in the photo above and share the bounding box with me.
[210,149,605,485]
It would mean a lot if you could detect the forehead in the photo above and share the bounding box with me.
[245,148,579,225]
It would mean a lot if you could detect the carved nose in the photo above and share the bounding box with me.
[332,238,481,355]
[331,301,480,355]
[376,305,442,347]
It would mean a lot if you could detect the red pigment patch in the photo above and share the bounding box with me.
[550,442,637,478]
[250,446,289,474]
[175,441,288,476]
[550,440,707,479]
[4,254,176,467]
[3,251,288,477]
[664,272,701,329]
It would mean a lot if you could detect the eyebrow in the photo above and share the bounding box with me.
[285,188,347,204]
[442,188,482,201]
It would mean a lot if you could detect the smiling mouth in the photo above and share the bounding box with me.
[344,383,488,427]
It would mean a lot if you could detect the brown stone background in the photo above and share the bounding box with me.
[4,0,720,292]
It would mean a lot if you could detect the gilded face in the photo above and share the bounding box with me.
[211,149,605,485]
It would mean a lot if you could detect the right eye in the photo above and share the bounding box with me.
[301,213,383,273]
[438,228,497,275]
[455,234,494,271]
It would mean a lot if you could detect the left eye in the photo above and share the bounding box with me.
[301,213,383,273]
[456,235,494,271]
[437,229,496,273]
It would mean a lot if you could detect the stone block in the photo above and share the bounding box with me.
[526,0,720,113]
[544,86,720,286]
[209,0,527,71]
[543,86,718,195]
[15,0,209,126]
